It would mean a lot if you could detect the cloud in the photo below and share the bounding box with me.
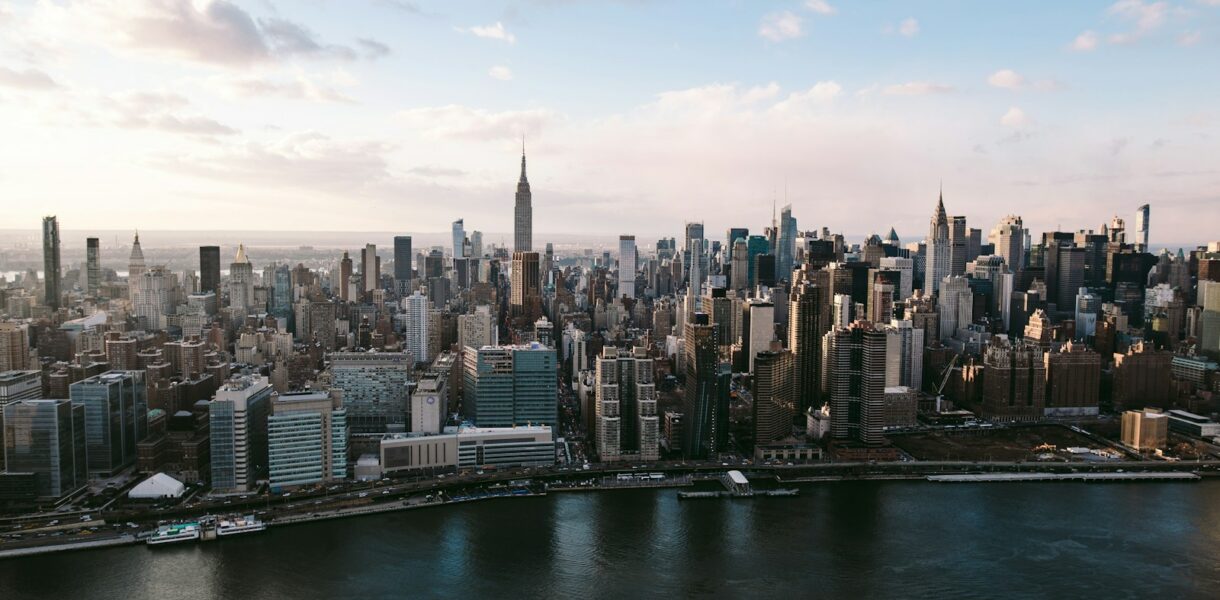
[882,81,953,96]
[1000,106,1031,128]
[1177,31,1202,46]
[987,69,1025,90]
[407,166,466,178]
[396,105,560,141]
[358,38,392,59]
[898,17,919,37]
[66,1,380,67]
[758,11,803,42]
[101,91,238,135]
[216,75,356,103]
[154,132,392,192]
[0,66,61,90]
[1106,0,1170,44]
[489,65,513,81]
[804,1,837,16]
[459,22,516,44]
[1071,30,1099,51]
[772,81,842,111]
[651,82,781,117]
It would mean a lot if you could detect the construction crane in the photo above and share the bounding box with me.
[933,352,962,413]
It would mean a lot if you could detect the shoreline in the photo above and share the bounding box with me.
[3,464,1215,560]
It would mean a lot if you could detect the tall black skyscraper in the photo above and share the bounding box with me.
[199,246,221,295]
[789,265,828,417]
[682,313,728,460]
[42,216,61,310]
[86,237,101,295]
[394,236,413,281]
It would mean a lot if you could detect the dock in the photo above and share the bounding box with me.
[927,472,1201,483]
[676,470,800,499]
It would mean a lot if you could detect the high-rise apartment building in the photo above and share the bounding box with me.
[825,322,888,447]
[594,347,659,462]
[752,349,795,447]
[0,322,31,372]
[980,339,1046,421]
[458,305,498,351]
[400,292,431,365]
[210,375,273,493]
[42,216,61,310]
[1044,342,1101,417]
[86,237,101,295]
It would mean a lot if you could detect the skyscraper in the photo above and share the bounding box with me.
[267,391,348,489]
[778,204,797,281]
[594,346,659,462]
[127,232,145,302]
[514,145,532,252]
[825,321,887,447]
[511,251,542,324]
[753,349,795,447]
[463,344,558,428]
[1135,204,1150,252]
[329,352,412,433]
[69,370,148,476]
[452,219,466,258]
[2,399,87,500]
[618,235,637,300]
[210,375,273,493]
[229,244,254,313]
[42,216,61,310]
[86,237,101,295]
[989,215,1025,273]
[393,236,413,284]
[199,246,221,295]
[401,291,431,364]
[361,243,379,293]
[789,266,828,415]
[682,313,728,459]
[925,192,950,293]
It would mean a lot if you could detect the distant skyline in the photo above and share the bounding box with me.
[1,1,1218,243]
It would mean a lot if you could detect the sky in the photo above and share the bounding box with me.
[1,0,1218,247]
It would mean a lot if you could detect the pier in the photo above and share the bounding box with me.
[927,472,1201,483]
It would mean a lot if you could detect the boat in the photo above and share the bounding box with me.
[146,523,201,546]
[216,515,267,537]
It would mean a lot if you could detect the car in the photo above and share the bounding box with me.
[358,492,369,498]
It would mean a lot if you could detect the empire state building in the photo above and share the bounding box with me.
[514,145,532,252]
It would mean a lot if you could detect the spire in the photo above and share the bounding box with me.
[235,243,248,264]
[519,133,528,183]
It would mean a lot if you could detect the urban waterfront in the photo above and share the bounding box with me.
[4,481,1220,599]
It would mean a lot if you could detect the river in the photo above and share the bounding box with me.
[3,481,1219,599]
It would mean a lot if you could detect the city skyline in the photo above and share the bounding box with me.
[0,1,1218,242]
